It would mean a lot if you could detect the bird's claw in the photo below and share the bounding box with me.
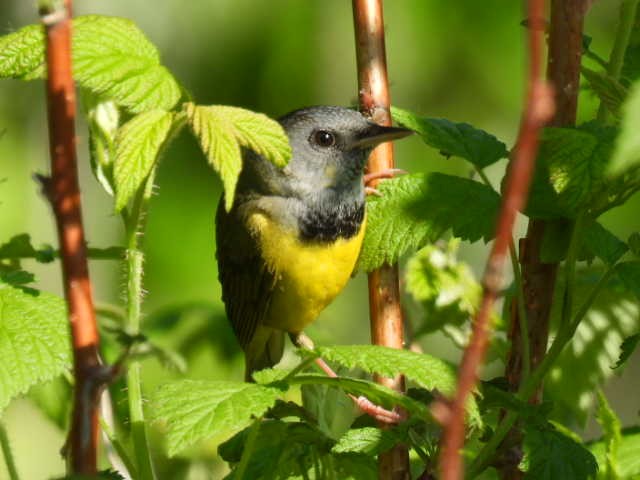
[365,186,383,197]
[353,395,402,424]
[363,168,408,185]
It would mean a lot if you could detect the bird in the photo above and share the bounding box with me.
[215,106,411,381]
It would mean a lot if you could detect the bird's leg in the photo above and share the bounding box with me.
[364,168,407,196]
[290,332,402,424]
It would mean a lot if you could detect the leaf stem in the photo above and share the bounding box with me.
[510,240,531,380]
[123,179,155,480]
[597,0,640,121]
[235,418,261,480]
[0,423,20,480]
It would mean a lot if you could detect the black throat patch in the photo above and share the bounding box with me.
[298,202,365,242]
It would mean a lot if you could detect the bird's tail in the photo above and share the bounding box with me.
[244,325,285,382]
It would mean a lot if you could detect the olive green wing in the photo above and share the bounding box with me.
[216,200,284,378]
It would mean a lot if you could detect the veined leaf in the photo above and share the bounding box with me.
[0,282,71,413]
[521,422,598,479]
[609,82,640,175]
[392,106,508,168]
[613,333,639,369]
[358,173,500,272]
[582,67,627,117]
[616,261,640,301]
[185,103,291,211]
[113,109,176,211]
[0,16,182,112]
[584,221,629,266]
[332,427,400,456]
[149,380,283,456]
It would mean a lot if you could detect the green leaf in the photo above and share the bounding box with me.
[405,239,482,335]
[332,427,400,456]
[0,282,71,413]
[0,233,54,263]
[584,221,629,265]
[590,428,640,479]
[613,333,639,369]
[301,375,358,440]
[521,423,598,479]
[113,109,175,211]
[185,103,290,211]
[0,24,45,79]
[0,16,182,112]
[628,232,640,256]
[595,390,622,479]
[609,82,640,176]
[392,106,508,168]
[312,345,481,427]
[615,261,640,301]
[149,380,284,456]
[582,67,627,117]
[358,173,500,272]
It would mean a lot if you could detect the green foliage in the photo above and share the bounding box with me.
[392,107,508,168]
[0,234,55,263]
[405,239,482,336]
[595,390,622,479]
[113,109,178,210]
[0,16,182,113]
[358,173,500,272]
[583,221,629,265]
[332,427,400,456]
[219,419,377,480]
[149,380,284,456]
[609,82,640,176]
[616,261,640,300]
[0,282,71,413]
[628,232,640,255]
[582,67,627,117]
[590,428,640,479]
[521,423,598,479]
[185,103,291,211]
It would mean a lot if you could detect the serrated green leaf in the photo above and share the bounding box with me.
[0,24,45,79]
[0,283,71,413]
[613,333,639,369]
[216,106,291,168]
[595,390,622,480]
[392,106,508,168]
[358,173,500,272]
[149,380,284,456]
[332,427,399,456]
[405,239,482,335]
[609,82,640,176]
[590,428,640,479]
[113,109,175,211]
[313,345,481,427]
[521,423,598,479]
[582,67,627,117]
[185,103,290,211]
[0,16,182,112]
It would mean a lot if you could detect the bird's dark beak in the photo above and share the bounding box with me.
[350,123,413,149]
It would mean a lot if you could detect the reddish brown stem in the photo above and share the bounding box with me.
[41,0,102,474]
[438,1,554,479]
[501,1,586,477]
[352,1,410,478]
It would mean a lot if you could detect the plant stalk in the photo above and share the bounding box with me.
[0,423,20,480]
[40,0,102,473]
[351,1,410,478]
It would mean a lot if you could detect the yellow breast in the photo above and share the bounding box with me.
[248,212,366,333]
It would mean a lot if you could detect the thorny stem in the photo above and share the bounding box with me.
[352,0,410,477]
[597,0,640,121]
[40,0,102,473]
[437,0,553,478]
[0,423,20,480]
[122,180,156,480]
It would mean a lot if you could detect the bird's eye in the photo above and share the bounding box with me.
[312,130,336,148]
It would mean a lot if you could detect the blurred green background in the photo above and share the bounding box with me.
[0,1,638,479]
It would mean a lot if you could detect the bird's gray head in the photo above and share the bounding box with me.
[239,106,411,203]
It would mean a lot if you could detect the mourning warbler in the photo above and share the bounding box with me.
[216,106,411,380]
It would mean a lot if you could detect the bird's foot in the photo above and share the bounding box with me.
[363,168,407,185]
[290,332,403,425]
